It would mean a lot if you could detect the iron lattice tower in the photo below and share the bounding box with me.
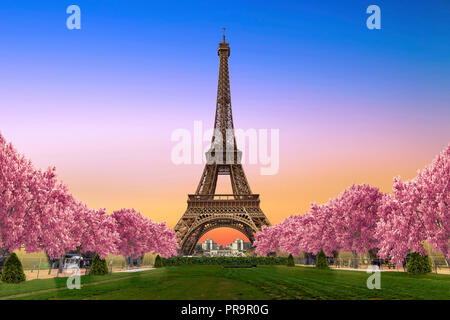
[174,31,271,255]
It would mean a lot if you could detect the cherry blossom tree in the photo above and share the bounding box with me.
[254,223,283,256]
[1,133,80,271]
[21,168,77,259]
[70,204,120,259]
[0,132,35,258]
[254,208,336,258]
[255,146,449,268]
[377,144,450,265]
[277,214,310,255]
[277,212,330,263]
[112,209,149,262]
[376,192,415,265]
[255,186,382,266]
[147,221,178,258]
[329,184,383,268]
[254,207,334,258]
[1,132,177,268]
[112,208,177,264]
[303,203,339,256]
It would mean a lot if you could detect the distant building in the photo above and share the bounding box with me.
[197,238,252,257]
[201,238,218,252]
[230,238,251,251]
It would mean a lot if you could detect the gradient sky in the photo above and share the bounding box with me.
[1,1,449,246]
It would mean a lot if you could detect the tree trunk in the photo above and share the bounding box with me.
[0,248,10,272]
[332,251,339,267]
[368,248,380,266]
[58,255,64,273]
[44,251,54,269]
[352,250,359,269]
[368,248,378,260]
[306,253,312,265]
[129,254,134,267]
[445,257,450,268]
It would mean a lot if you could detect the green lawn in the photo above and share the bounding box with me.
[1,266,449,300]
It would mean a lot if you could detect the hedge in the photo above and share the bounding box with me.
[161,256,288,266]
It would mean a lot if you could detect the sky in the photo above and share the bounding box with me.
[0,1,449,246]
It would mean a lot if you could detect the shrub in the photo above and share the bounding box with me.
[154,255,163,268]
[407,252,432,274]
[287,254,295,267]
[89,254,109,275]
[315,250,329,269]
[0,252,26,283]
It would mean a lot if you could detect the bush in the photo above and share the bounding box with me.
[407,252,432,274]
[154,255,163,268]
[315,250,329,269]
[0,252,26,283]
[287,254,295,267]
[89,254,109,275]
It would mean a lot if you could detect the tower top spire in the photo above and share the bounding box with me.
[222,27,226,43]
[218,28,230,57]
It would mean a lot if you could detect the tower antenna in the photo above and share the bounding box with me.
[222,27,226,42]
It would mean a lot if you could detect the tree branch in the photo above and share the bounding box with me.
[414,210,427,232]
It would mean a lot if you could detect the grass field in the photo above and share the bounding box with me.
[0,265,449,300]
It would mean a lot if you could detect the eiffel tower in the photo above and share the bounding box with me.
[174,30,271,255]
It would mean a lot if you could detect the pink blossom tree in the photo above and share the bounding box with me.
[1,132,177,268]
[329,184,383,268]
[377,144,450,265]
[21,168,77,259]
[254,207,337,259]
[1,132,82,272]
[112,209,150,263]
[0,134,76,262]
[254,224,283,256]
[0,132,35,259]
[147,221,178,258]
[303,203,339,257]
[255,185,382,266]
[277,214,309,255]
[277,212,332,265]
[112,208,177,265]
[70,204,120,259]
[254,209,336,259]
[256,146,449,268]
